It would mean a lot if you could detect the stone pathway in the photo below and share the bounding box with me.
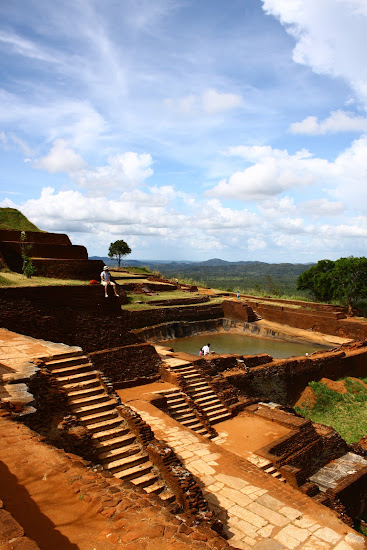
[129,404,366,550]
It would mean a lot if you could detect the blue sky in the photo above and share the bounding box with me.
[1,0,367,262]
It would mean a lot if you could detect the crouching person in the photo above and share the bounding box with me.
[100,266,119,298]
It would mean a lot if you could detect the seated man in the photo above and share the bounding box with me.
[202,343,210,355]
[100,266,119,298]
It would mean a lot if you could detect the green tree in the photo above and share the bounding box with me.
[108,239,131,268]
[332,256,367,313]
[297,259,335,301]
[297,256,367,313]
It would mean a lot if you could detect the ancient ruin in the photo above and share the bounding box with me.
[0,228,366,550]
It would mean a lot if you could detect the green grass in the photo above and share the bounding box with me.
[0,207,41,231]
[0,271,90,287]
[296,377,367,443]
[121,290,223,310]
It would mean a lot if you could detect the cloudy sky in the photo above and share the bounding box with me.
[1,0,367,262]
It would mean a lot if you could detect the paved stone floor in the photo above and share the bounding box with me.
[0,327,80,407]
[127,402,366,550]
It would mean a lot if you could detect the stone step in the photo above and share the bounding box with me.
[209,412,231,424]
[166,395,184,403]
[202,403,224,413]
[98,443,141,463]
[114,462,153,481]
[56,370,100,383]
[62,378,101,391]
[68,385,105,399]
[263,465,278,475]
[131,471,159,489]
[181,417,201,427]
[106,453,149,473]
[172,367,197,374]
[185,421,205,430]
[50,363,94,376]
[159,489,176,503]
[72,398,117,415]
[143,479,166,495]
[79,409,119,425]
[43,350,85,362]
[187,381,208,389]
[183,373,202,380]
[44,355,89,369]
[95,432,135,450]
[207,408,228,418]
[194,393,217,403]
[91,425,129,440]
[70,392,109,407]
[169,402,188,411]
[195,427,210,435]
[173,412,196,421]
[200,395,223,408]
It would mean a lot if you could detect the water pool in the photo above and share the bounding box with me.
[159,332,330,359]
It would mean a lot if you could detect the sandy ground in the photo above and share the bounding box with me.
[0,421,121,550]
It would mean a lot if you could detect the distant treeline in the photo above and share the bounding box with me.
[150,262,313,296]
[91,256,314,296]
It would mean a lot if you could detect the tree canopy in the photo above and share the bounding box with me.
[297,256,367,313]
[108,239,131,268]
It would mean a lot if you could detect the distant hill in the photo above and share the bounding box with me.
[0,208,41,232]
[200,258,230,266]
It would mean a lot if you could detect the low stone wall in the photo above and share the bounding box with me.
[1,241,88,260]
[149,296,210,306]
[88,343,161,387]
[244,299,367,339]
[223,343,367,406]
[0,229,71,245]
[31,258,104,280]
[134,318,224,342]
[222,300,257,322]
[327,467,367,523]
[126,303,224,330]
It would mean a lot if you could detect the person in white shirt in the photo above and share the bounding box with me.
[202,343,210,355]
[100,266,119,298]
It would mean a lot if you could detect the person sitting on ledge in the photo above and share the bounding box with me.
[100,266,119,298]
[202,343,210,355]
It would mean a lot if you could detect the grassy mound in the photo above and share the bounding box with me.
[295,377,367,443]
[0,207,41,231]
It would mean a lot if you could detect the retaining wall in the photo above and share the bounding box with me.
[224,343,367,406]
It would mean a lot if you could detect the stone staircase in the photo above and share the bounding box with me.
[43,351,174,502]
[246,453,286,483]
[164,360,231,428]
[163,388,214,438]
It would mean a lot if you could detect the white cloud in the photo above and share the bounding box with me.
[290,110,367,134]
[248,237,266,251]
[202,89,243,113]
[73,152,153,193]
[261,0,367,108]
[208,146,323,200]
[300,198,345,216]
[208,136,367,208]
[165,89,243,116]
[34,140,86,173]
[193,199,259,230]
